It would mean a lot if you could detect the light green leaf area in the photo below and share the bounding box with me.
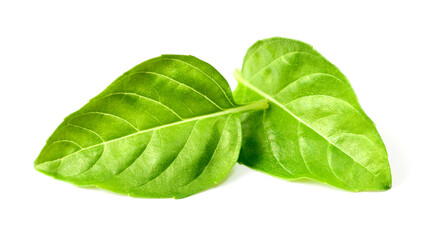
[234,37,392,191]
[35,55,268,198]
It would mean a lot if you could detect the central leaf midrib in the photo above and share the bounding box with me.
[234,70,376,176]
[37,100,268,166]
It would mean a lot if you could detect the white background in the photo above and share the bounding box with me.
[1,1,442,239]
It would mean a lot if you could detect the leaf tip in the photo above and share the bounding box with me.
[375,171,392,191]
[383,179,392,190]
[34,160,60,177]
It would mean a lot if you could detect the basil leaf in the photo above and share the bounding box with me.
[233,37,392,191]
[35,55,268,198]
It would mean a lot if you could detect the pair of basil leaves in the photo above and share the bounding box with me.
[35,37,392,198]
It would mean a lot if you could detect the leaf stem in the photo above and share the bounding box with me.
[240,98,269,112]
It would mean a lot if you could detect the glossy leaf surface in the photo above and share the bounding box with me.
[234,37,391,191]
[35,55,268,198]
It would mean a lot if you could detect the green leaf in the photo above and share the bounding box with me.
[35,55,268,198]
[233,37,392,191]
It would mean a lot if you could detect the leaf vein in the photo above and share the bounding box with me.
[67,123,104,142]
[275,73,347,96]
[36,101,265,168]
[297,121,313,175]
[115,133,154,176]
[71,111,139,131]
[263,110,294,175]
[243,38,288,66]
[235,72,377,176]
[97,92,184,120]
[180,115,231,188]
[133,122,198,189]
[46,139,83,149]
[326,144,345,182]
[161,57,235,107]
[248,51,318,81]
